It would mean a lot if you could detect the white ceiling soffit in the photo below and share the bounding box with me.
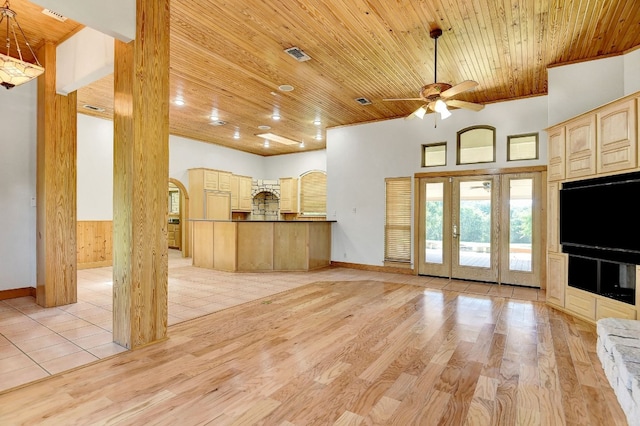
[31,0,135,42]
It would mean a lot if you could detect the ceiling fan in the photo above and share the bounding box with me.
[383,28,484,120]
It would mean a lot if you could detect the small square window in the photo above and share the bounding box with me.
[508,133,539,161]
[422,143,446,167]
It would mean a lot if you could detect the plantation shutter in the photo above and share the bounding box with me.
[300,171,326,215]
[385,177,411,263]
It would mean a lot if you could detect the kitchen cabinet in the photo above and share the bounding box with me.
[279,177,298,213]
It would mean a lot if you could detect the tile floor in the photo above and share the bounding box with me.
[0,250,544,393]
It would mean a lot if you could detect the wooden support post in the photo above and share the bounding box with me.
[36,42,77,308]
[112,0,170,349]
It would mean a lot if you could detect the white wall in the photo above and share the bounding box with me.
[624,48,640,95]
[263,149,327,180]
[77,116,271,220]
[77,115,114,220]
[326,96,549,267]
[0,83,37,291]
[169,135,266,189]
[547,55,625,125]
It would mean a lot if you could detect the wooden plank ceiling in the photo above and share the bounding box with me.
[7,0,640,156]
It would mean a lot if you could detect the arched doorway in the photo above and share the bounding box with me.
[169,178,190,257]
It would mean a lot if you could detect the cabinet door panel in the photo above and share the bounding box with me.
[547,182,559,253]
[204,170,219,190]
[206,192,231,220]
[597,99,637,173]
[546,252,566,308]
[547,127,565,181]
[566,115,596,179]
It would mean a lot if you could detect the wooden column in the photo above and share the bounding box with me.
[36,42,77,308]
[112,0,170,349]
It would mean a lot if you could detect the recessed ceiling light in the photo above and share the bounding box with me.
[233,130,240,139]
[313,118,321,125]
[315,134,323,141]
[258,125,271,130]
[210,120,227,126]
[278,84,294,92]
[300,141,305,148]
[174,98,185,106]
[272,113,281,120]
[263,140,270,148]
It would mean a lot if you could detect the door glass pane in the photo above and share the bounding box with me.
[425,182,444,264]
[459,181,491,268]
[509,178,533,271]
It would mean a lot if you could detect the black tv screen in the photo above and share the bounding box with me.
[560,170,640,264]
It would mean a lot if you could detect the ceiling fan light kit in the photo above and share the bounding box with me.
[383,27,484,121]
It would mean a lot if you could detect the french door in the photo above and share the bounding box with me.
[417,172,542,287]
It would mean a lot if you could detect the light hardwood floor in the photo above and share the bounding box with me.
[0,265,626,424]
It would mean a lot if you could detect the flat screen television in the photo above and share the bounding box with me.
[560,170,640,265]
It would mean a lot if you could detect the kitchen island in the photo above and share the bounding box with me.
[191,220,334,272]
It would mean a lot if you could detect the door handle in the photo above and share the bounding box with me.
[453,224,458,238]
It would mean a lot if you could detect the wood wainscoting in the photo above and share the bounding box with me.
[77,221,113,269]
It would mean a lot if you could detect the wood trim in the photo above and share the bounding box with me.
[36,41,78,308]
[414,165,547,179]
[112,0,170,350]
[331,261,415,276]
[77,261,112,270]
[0,287,36,301]
[77,220,113,268]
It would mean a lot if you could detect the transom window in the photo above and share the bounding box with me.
[457,126,496,165]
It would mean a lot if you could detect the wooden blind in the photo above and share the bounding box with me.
[300,171,326,215]
[385,177,411,263]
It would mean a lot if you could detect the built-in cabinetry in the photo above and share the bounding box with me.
[189,168,253,220]
[192,220,333,272]
[279,177,298,213]
[546,93,640,323]
[230,174,252,212]
[168,221,181,249]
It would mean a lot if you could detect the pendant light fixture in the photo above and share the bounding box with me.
[0,1,44,90]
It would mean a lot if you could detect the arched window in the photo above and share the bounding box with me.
[457,125,496,165]
[299,170,326,216]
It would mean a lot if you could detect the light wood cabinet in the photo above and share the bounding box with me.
[565,114,596,179]
[597,297,637,321]
[168,222,181,249]
[546,252,566,308]
[547,182,559,253]
[189,168,232,220]
[203,169,231,191]
[597,98,637,174]
[279,177,298,213]
[231,174,252,212]
[547,126,565,181]
[565,287,596,321]
[545,92,640,323]
[205,191,231,220]
[191,220,333,272]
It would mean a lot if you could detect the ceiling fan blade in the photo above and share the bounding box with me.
[440,80,478,98]
[445,99,485,111]
[383,97,423,101]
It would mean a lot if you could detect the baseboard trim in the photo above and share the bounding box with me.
[330,261,415,275]
[78,261,112,270]
[0,287,36,301]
